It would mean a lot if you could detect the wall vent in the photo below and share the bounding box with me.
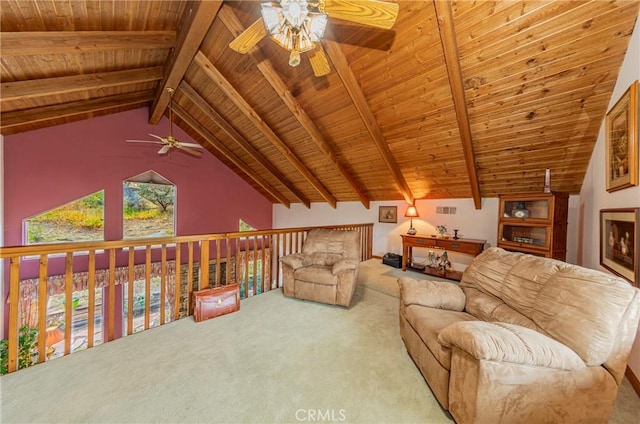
[436,206,457,215]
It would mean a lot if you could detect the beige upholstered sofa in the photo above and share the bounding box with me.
[398,247,640,424]
[280,228,361,307]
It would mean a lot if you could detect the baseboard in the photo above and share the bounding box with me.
[626,366,640,397]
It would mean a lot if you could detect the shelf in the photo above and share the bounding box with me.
[401,235,486,282]
[407,265,463,282]
[497,192,568,261]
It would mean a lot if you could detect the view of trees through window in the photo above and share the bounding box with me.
[239,219,256,232]
[23,175,176,244]
[24,191,104,244]
[123,181,175,239]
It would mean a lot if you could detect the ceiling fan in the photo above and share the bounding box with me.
[229,0,399,77]
[126,87,204,157]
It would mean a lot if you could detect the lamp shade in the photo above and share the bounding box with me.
[404,206,419,218]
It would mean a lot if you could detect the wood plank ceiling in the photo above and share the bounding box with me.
[1,0,638,209]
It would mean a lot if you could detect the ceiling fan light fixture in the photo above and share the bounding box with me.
[281,0,309,27]
[260,3,282,34]
[261,0,327,67]
[289,49,301,66]
[308,13,327,41]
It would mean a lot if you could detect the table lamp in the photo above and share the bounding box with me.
[405,205,419,235]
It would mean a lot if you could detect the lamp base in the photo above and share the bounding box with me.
[407,227,417,235]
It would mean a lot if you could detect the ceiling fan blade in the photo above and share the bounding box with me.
[229,18,268,54]
[176,142,204,149]
[323,0,399,29]
[158,145,171,155]
[176,145,203,157]
[309,44,331,77]
[126,139,163,144]
[149,133,169,143]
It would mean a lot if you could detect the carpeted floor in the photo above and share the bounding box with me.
[1,259,639,423]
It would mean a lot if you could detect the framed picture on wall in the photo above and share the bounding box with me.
[379,206,397,223]
[605,80,638,192]
[600,208,639,286]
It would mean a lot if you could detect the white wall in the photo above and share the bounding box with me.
[274,196,580,271]
[580,16,640,378]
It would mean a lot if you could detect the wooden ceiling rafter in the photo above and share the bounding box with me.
[1,67,164,103]
[0,31,175,56]
[180,81,310,208]
[193,51,337,208]
[171,101,291,207]
[218,6,370,209]
[149,0,223,125]
[322,34,415,206]
[433,0,482,210]
[0,90,155,134]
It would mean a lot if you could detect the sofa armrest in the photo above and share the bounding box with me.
[332,259,359,275]
[280,253,312,270]
[438,321,586,371]
[398,277,466,311]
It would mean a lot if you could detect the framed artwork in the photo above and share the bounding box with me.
[605,80,638,192]
[600,208,639,286]
[378,206,397,223]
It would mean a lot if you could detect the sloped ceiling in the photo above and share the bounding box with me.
[1,0,638,209]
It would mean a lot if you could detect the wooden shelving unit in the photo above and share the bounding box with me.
[497,192,569,260]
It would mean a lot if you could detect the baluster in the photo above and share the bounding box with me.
[127,247,134,335]
[174,242,181,321]
[144,246,151,330]
[64,252,73,355]
[87,251,96,348]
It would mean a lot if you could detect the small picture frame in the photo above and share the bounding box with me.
[600,208,639,286]
[605,80,638,192]
[378,206,397,223]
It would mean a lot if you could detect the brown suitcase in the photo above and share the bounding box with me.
[193,283,240,322]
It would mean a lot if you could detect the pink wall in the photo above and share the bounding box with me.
[3,107,272,248]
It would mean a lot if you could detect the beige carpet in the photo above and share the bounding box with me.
[1,259,639,423]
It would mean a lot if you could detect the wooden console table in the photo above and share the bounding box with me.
[401,234,486,282]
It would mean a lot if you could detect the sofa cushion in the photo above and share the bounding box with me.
[332,259,359,275]
[439,321,586,370]
[405,305,475,370]
[533,265,638,366]
[295,265,336,285]
[302,229,360,266]
[280,253,312,270]
[460,247,526,299]
[464,287,539,331]
[399,277,465,311]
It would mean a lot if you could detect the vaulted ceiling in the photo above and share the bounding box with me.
[2,0,638,209]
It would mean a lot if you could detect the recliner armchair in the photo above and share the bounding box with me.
[280,228,361,307]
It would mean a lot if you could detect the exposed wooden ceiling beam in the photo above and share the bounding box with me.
[194,51,337,208]
[172,102,291,207]
[149,0,222,125]
[180,81,310,208]
[0,90,155,134]
[1,67,163,103]
[218,6,370,209]
[322,35,415,206]
[433,0,482,209]
[0,31,175,56]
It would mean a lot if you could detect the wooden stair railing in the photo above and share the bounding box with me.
[0,223,373,374]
